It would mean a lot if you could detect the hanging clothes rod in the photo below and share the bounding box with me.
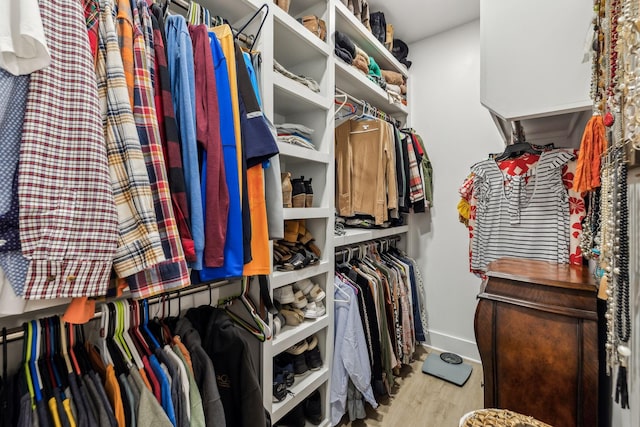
[335,88,401,128]
[0,279,230,345]
[334,235,401,259]
[167,0,256,46]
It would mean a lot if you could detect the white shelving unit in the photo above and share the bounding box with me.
[333,0,410,247]
[262,1,336,425]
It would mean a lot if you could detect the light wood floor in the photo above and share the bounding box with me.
[336,346,484,427]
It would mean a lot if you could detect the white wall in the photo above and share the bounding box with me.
[407,20,503,361]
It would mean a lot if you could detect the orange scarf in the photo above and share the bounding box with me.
[573,115,608,192]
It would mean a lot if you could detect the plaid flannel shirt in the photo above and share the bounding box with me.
[19,0,118,299]
[405,133,424,206]
[150,4,195,262]
[97,0,165,278]
[115,0,135,107]
[125,1,190,299]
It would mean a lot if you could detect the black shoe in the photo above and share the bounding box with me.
[305,346,322,371]
[291,352,308,375]
[303,177,313,207]
[274,355,295,388]
[276,402,305,427]
[291,176,306,208]
[304,390,323,425]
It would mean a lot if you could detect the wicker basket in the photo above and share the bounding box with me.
[460,409,553,427]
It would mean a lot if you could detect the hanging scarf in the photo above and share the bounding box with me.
[573,115,608,192]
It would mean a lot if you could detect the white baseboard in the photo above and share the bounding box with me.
[420,329,481,363]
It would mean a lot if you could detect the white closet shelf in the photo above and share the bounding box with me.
[283,207,332,220]
[272,314,329,355]
[334,225,409,247]
[271,367,330,422]
[334,1,408,77]
[273,73,331,114]
[277,142,331,164]
[272,260,331,289]
[335,59,408,116]
[273,6,331,64]
[201,0,260,24]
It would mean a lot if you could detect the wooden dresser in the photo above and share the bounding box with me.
[475,258,599,427]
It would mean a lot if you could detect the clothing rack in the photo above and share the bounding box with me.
[335,88,401,128]
[334,235,402,261]
[0,279,230,345]
[167,0,256,46]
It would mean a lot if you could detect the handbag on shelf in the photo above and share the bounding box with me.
[298,15,327,41]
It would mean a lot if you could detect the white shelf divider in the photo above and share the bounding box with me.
[283,207,332,220]
[273,73,331,113]
[334,225,409,247]
[277,142,331,164]
[271,367,330,423]
[272,314,330,355]
[272,260,331,289]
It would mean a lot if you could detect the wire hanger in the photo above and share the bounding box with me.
[334,281,351,303]
[235,3,269,52]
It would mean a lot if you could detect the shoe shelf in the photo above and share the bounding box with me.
[335,59,408,116]
[272,366,330,423]
[334,0,408,77]
[334,224,409,247]
[272,260,331,289]
[274,73,332,114]
[277,142,332,164]
[272,313,330,355]
[283,207,332,220]
[273,6,331,63]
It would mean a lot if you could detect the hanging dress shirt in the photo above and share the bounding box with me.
[97,0,166,279]
[124,1,190,299]
[331,278,378,426]
[18,0,119,299]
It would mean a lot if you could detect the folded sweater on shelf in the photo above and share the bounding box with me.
[274,59,320,93]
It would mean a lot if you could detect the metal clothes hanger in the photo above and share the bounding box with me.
[234,3,269,52]
[334,281,351,304]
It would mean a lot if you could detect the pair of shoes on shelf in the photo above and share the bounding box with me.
[275,389,323,426]
[272,299,305,329]
[294,279,326,319]
[291,175,313,208]
[285,334,323,376]
[274,281,326,319]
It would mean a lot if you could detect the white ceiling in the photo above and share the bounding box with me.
[367,0,480,44]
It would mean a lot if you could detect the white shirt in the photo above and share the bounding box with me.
[0,0,50,75]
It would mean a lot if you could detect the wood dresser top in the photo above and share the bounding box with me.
[486,258,598,292]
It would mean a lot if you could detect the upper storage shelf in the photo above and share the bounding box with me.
[335,60,407,115]
[273,6,331,64]
[335,1,407,77]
